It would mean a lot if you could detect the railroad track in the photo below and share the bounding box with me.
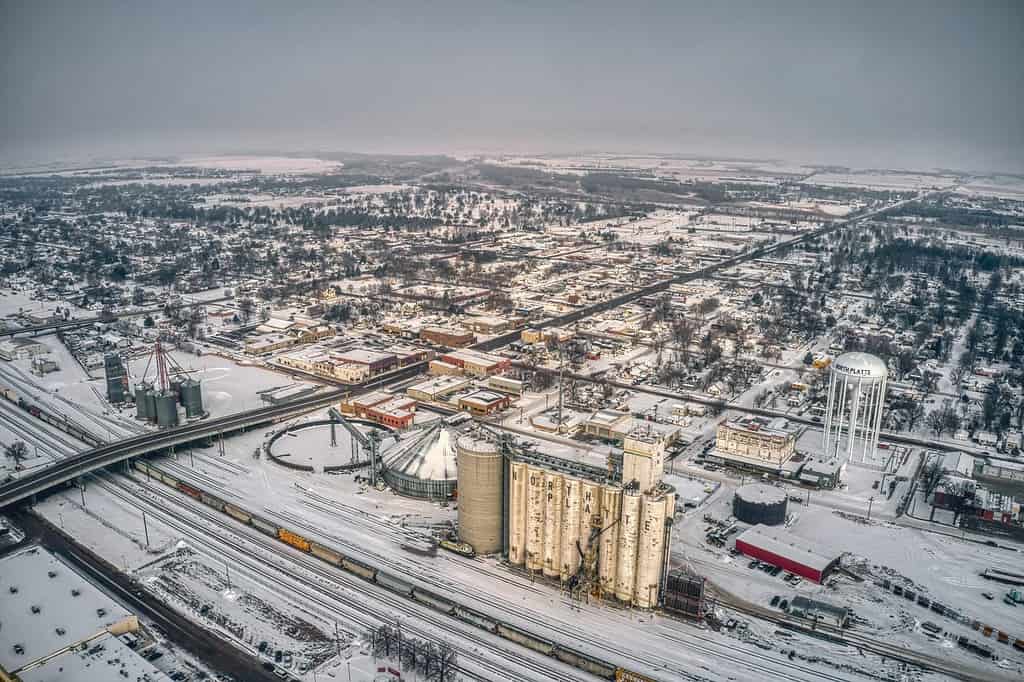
[91,471,588,682]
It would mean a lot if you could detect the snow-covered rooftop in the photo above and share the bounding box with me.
[0,546,135,672]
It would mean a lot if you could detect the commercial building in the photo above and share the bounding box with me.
[797,459,844,489]
[487,375,524,396]
[428,360,462,376]
[420,326,475,348]
[464,315,508,334]
[458,390,511,416]
[365,397,417,429]
[407,376,471,402]
[583,409,633,441]
[334,348,397,375]
[734,525,840,583]
[440,349,511,377]
[713,415,800,471]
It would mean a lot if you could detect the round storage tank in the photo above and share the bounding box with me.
[455,435,503,555]
[170,378,183,402]
[733,484,788,526]
[154,391,179,428]
[180,379,204,418]
[134,382,153,421]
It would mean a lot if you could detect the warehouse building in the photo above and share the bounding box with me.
[0,338,50,361]
[734,525,840,583]
[0,547,169,681]
[488,375,524,396]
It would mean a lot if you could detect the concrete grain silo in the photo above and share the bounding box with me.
[559,477,582,580]
[455,435,503,555]
[634,489,674,608]
[542,471,563,578]
[598,484,622,595]
[508,461,528,565]
[525,466,546,572]
[614,487,642,602]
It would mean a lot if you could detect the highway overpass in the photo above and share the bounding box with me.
[0,387,354,508]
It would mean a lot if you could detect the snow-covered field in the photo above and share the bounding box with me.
[170,155,343,175]
[802,171,958,191]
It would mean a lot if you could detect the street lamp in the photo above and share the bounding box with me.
[867,495,875,521]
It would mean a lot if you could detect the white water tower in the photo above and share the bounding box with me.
[822,352,888,466]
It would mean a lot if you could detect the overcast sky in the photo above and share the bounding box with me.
[2,1,1021,172]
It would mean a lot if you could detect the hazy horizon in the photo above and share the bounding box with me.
[2,1,1022,174]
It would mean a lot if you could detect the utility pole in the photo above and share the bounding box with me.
[867,495,875,521]
[142,511,150,548]
[79,480,86,509]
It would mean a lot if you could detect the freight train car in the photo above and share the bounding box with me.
[341,556,376,581]
[158,468,180,487]
[310,542,344,566]
[200,491,226,512]
[376,571,414,596]
[412,588,456,615]
[224,503,251,524]
[250,515,280,537]
[178,482,202,500]
[454,605,497,632]
[278,528,311,552]
[554,647,616,680]
[497,623,555,656]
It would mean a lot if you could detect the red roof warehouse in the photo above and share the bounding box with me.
[734,525,840,583]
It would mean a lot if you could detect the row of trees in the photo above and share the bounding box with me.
[366,624,457,682]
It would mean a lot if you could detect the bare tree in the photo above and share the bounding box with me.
[920,457,945,498]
